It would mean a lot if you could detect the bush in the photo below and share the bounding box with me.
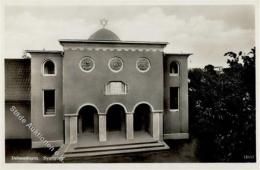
[189,47,256,162]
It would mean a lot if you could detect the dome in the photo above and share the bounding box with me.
[88,28,120,41]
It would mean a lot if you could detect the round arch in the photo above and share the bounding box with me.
[77,103,99,134]
[76,103,100,115]
[106,103,127,134]
[133,102,153,133]
[105,102,128,114]
[132,101,154,113]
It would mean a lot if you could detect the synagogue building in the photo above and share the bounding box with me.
[5,22,191,157]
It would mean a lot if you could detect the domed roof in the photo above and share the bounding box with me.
[88,28,120,41]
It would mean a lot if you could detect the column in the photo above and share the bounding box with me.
[126,113,134,139]
[64,116,70,144]
[99,114,107,142]
[159,111,164,141]
[78,115,82,134]
[121,112,126,133]
[152,112,160,140]
[64,114,78,144]
[94,113,99,134]
[70,115,78,144]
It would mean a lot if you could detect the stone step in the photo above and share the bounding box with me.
[67,141,164,154]
[64,141,169,158]
[74,140,158,150]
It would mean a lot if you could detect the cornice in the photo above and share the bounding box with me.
[63,46,163,52]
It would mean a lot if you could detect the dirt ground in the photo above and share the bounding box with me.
[5,139,199,163]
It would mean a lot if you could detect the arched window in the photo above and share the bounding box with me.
[169,61,179,76]
[43,60,55,75]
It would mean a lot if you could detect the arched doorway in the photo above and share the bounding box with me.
[78,105,98,134]
[134,104,152,135]
[106,104,126,138]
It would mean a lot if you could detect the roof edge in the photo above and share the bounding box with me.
[59,39,168,46]
[164,53,193,57]
[5,58,31,60]
[25,50,63,54]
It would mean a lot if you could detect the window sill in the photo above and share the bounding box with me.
[43,74,56,77]
[169,109,179,112]
[169,74,179,76]
[105,93,127,96]
[44,112,56,117]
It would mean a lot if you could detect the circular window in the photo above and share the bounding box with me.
[108,57,123,72]
[80,57,95,72]
[136,58,151,72]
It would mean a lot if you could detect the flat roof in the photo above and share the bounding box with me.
[4,58,31,60]
[25,50,63,54]
[59,39,168,46]
[164,53,193,57]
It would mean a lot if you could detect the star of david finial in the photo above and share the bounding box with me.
[100,18,108,28]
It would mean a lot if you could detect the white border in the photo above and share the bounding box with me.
[1,1,259,170]
[42,89,56,117]
[136,57,151,73]
[42,59,56,76]
[108,57,123,73]
[79,56,95,73]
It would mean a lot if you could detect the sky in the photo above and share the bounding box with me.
[4,5,255,68]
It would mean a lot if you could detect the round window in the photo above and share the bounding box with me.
[80,57,95,72]
[136,58,151,72]
[108,57,123,72]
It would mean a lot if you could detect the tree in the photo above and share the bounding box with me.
[189,47,255,162]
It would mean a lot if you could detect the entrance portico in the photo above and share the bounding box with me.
[64,103,163,146]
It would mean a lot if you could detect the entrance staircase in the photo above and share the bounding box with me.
[60,140,169,158]
[53,132,169,159]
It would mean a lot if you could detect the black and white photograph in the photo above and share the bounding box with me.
[1,0,259,169]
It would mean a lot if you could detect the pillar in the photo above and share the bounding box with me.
[78,115,82,134]
[94,113,99,134]
[64,113,78,144]
[70,115,78,143]
[121,111,126,133]
[99,114,107,142]
[152,112,160,140]
[126,113,134,139]
[65,116,70,144]
[159,111,164,141]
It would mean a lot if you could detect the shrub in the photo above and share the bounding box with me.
[189,47,256,162]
